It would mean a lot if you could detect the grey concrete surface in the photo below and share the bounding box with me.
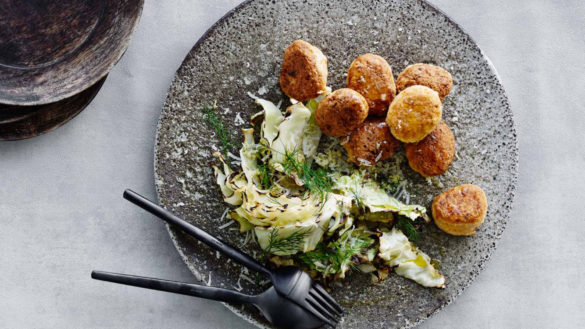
[0,0,583,328]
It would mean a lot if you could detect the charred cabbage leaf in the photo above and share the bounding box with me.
[378,228,445,288]
[299,226,375,279]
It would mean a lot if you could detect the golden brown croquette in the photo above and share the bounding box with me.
[347,54,396,116]
[396,63,453,101]
[432,184,487,236]
[405,121,455,177]
[386,85,442,143]
[279,40,328,102]
[342,118,401,166]
[315,88,369,137]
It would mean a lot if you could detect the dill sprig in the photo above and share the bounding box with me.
[202,103,234,165]
[298,230,374,277]
[395,216,419,243]
[281,149,331,201]
[350,183,365,211]
[257,162,273,190]
[266,228,312,255]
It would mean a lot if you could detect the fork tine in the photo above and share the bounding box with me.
[312,283,343,313]
[303,302,337,327]
[305,295,338,327]
[309,288,342,316]
[306,293,339,321]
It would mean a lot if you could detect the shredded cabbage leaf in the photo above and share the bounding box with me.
[210,95,443,288]
[213,97,429,253]
[255,98,284,146]
[270,103,311,168]
[301,88,330,158]
[379,228,445,288]
[255,219,330,256]
[332,172,430,222]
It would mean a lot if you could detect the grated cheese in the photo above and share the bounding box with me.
[357,158,372,166]
[220,208,229,221]
[219,220,235,230]
[227,151,241,161]
[375,151,383,163]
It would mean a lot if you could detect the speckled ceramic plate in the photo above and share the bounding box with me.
[154,1,518,328]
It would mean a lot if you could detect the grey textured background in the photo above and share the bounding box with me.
[0,0,583,328]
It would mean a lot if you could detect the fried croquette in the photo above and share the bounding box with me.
[386,85,442,143]
[396,64,453,101]
[315,88,369,137]
[347,54,396,116]
[279,40,328,102]
[342,118,401,166]
[405,121,455,177]
[432,184,487,236]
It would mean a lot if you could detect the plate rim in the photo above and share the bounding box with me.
[153,0,519,328]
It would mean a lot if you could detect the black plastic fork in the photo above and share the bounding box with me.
[91,271,324,329]
[123,189,343,327]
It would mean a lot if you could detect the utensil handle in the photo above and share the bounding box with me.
[91,270,254,304]
[123,189,272,277]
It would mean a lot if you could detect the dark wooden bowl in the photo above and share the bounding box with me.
[0,75,106,141]
[0,0,143,106]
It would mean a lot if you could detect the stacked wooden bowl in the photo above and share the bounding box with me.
[0,0,144,140]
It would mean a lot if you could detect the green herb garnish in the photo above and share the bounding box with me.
[202,103,234,165]
[396,216,419,243]
[281,149,331,201]
[349,180,365,211]
[298,229,374,277]
[265,228,312,255]
[351,188,365,211]
[257,162,273,190]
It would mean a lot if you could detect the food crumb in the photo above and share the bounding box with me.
[257,86,268,95]
[234,112,245,125]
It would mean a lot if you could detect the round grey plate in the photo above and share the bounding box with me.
[154,1,518,328]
